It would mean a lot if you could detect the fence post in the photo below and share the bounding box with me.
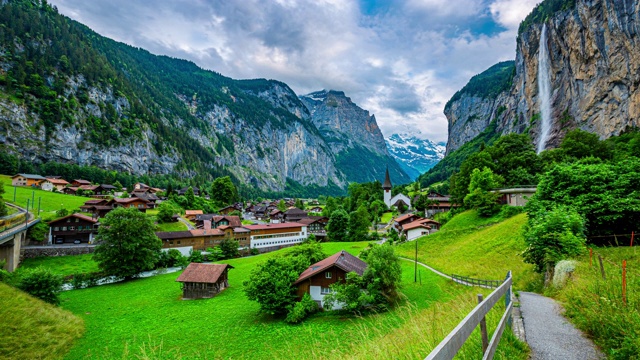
[598,255,607,280]
[622,260,627,305]
[478,294,489,354]
[631,232,634,247]
[505,271,512,327]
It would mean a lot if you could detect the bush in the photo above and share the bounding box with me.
[17,267,63,305]
[250,247,259,256]
[220,238,239,259]
[206,247,224,261]
[188,250,204,263]
[285,293,319,324]
[157,249,189,268]
[55,208,69,218]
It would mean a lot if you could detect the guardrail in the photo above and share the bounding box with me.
[425,271,513,360]
[451,274,503,288]
[0,204,29,233]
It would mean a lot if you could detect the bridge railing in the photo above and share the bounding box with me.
[425,271,513,360]
[0,204,29,233]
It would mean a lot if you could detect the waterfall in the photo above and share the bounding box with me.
[537,23,552,154]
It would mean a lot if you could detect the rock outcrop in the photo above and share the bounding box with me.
[445,0,640,154]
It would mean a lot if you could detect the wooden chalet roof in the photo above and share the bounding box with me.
[284,207,307,216]
[176,263,234,284]
[111,197,149,204]
[294,251,367,285]
[395,213,416,223]
[189,229,225,237]
[84,199,107,205]
[402,218,440,231]
[100,184,117,190]
[74,179,91,185]
[46,178,69,185]
[243,223,305,231]
[49,213,98,225]
[13,173,47,180]
[185,210,204,216]
[79,185,99,191]
[296,216,328,225]
[156,231,193,240]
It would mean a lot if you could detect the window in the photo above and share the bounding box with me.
[321,287,331,294]
[75,218,79,222]
[54,227,59,231]
[61,227,67,231]
[325,271,332,279]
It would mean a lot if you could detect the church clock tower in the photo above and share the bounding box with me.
[383,168,392,207]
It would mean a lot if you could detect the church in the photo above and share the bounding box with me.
[382,169,411,210]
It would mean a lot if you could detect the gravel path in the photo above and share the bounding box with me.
[519,292,603,360]
[177,217,195,230]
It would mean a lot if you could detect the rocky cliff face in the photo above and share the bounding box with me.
[445,0,640,154]
[300,90,411,184]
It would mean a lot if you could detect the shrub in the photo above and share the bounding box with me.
[285,293,319,324]
[250,247,259,256]
[206,247,224,261]
[552,260,576,289]
[188,250,204,263]
[220,238,239,259]
[17,267,63,305]
[70,273,88,289]
[55,208,69,218]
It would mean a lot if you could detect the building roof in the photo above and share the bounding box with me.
[156,231,193,240]
[284,207,307,216]
[49,213,98,225]
[13,173,46,180]
[395,213,416,223]
[84,199,107,205]
[270,209,282,216]
[185,210,204,216]
[100,184,117,190]
[176,263,234,284]
[189,229,225,237]
[111,197,149,204]
[79,185,99,191]
[242,223,304,231]
[382,168,392,190]
[74,179,91,185]
[233,227,251,233]
[296,217,327,226]
[402,220,432,231]
[46,178,69,185]
[294,251,367,285]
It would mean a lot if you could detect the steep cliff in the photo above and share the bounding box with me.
[0,1,352,194]
[300,90,411,184]
[445,0,640,155]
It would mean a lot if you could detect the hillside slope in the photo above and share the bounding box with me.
[0,282,84,359]
[396,211,536,289]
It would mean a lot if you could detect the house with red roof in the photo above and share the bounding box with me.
[176,263,234,299]
[294,250,367,309]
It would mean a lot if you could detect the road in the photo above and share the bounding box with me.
[177,217,195,230]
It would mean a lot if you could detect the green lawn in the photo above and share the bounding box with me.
[57,241,527,359]
[156,221,188,232]
[396,210,536,290]
[18,254,99,278]
[380,212,393,224]
[0,175,92,218]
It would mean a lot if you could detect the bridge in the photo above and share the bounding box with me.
[0,204,40,272]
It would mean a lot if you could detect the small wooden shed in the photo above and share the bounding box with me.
[176,263,234,299]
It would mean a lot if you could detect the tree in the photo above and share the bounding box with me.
[243,257,300,315]
[348,205,370,242]
[277,199,287,212]
[17,267,63,305]
[219,238,239,259]
[327,209,349,242]
[157,200,180,223]
[210,176,238,205]
[294,198,305,210]
[560,129,612,161]
[185,186,196,208]
[324,244,402,312]
[522,205,586,274]
[113,180,123,192]
[463,167,503,217]
[0,182,7,217]
[93,207,162,279]
[27,222,48,242]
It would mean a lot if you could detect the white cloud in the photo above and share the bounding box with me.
[49,0,539,143]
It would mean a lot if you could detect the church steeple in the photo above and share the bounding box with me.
[382,168,392,190]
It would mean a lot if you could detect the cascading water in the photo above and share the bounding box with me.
[537,23,552,154]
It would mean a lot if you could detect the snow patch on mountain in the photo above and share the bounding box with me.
[385,133,445,180]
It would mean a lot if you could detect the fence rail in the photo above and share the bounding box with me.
[451,274,503,288]
[425,271,512,360]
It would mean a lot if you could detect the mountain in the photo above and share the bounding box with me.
[444,0,640,157]
[385,134,445,180]
[0,1,408,196]
[299,90,411,185]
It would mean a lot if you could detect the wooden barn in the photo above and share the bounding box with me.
[176,263,234,299]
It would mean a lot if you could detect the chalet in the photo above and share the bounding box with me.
[80,199,108,210]
[402,220,431,241]
[48,213,99,244]
[131,190,160,208]
[283,207,308,222]
[185,210,204,221]
[62,187,79,195]
[217,205,237,215]
[157,226,250,251]
[294,251,367,309]
[269,209,284,223]
[79,185,99,193]
[495,187,537,207]
[194,215,241,229]
[416,192,460,217]
[253,206,268,220]
[72,179,91,187]
[108,197,149,212]
[308,206,323,213]
[297,217,328,240]
[11,174,46,187]
[95,184,117,195]
[393,213,421,231]
[178,187,200,196]
[133,182,150,191]
[40,178,69,191]
[176,263,234,299]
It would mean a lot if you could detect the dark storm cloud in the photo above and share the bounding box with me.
[49,0,538,142]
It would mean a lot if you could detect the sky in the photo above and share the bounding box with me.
[48,0,539,143]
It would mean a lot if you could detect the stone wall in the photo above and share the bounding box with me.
[21,245,96,260]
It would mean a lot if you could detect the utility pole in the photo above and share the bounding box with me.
[414,237,418,283]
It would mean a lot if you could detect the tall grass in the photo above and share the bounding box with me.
[556,247,640,359]
[0,282,84,359]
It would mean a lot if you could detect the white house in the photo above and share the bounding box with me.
[382,169,411,209]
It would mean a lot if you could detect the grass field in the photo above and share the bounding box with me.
[380,211,393,224]
[55,241,528,359]
[156,221,188,232]
[0,282,84,360]
[0,175,92,218]
[396,210,536,290]
[17,254,99,277]
[555,247,640,358]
